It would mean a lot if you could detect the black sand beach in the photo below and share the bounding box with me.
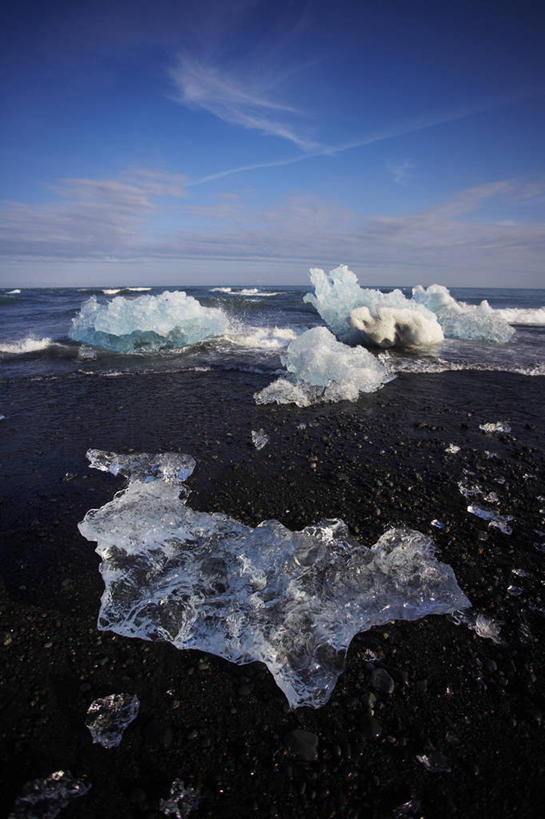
[1,369,545,817]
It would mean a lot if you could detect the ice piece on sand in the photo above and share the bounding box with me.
[445,443,460,454]
[472,613,502,643]
[251,429,269,450]
[160,780,200,817]
[416,752,451,773]
[479,421,511,433]
[85,693,139,748]
[255,326,394,407]
[78,451,471,710]
[431,520,445,529]
[467,504,513,534]
[69,291,229,351]
[9,771,90,818]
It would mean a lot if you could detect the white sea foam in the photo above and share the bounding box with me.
[6,288,21,294]
[69,291,230,352]
[0,336,52,354]
[210,287,282,297]
[78,450,470,709]
[304,265,515,347]
[496,306,545,325]
[382,355,545,377]
[103,288,121,295]
[255,326,394,406]
[227,325,297,350]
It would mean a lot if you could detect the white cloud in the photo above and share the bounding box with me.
[386,158,415,185]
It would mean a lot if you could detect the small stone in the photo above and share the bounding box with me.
[370,667,395,695]
[284,729,318,761]
[361,715,382,739]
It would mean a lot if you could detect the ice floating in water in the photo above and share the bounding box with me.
[160,780,200,817]
[479,421,511,434]
[304,265,514,347]
[78,451,470,709]
[255,327,394,406]
[9,771,90,818]
[69,291,229,352]
[85,693,139,749]
[251,429,269,450]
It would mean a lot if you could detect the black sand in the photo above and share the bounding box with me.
[1,369,545,817]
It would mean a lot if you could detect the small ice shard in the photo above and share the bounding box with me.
[471,613,502,643]
[467,504,513,534]
[160,780,200,818]
[69,291,230,352]
[78,450,471,710]
[9,771,90,818]
[479,421,511,433]
[0,414,5,421]
[85,693,139,749]
[482,491,500,504]
[251,429,269,450]
[458,482,482,499]
[445,443,460,454]
[416,752,451,773]
[255,326,394,407]
[431,520,445,529]
[507,585,523,597]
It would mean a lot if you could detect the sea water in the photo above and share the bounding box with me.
[1,279,544,390]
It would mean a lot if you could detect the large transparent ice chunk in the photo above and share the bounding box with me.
[255,326,394,406]
[304,265,515,346]
[9,771,90,819]
[78,451,471,709]
[69,291,230,352]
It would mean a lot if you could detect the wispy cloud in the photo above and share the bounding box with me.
[386,158,415,185]
[169,53,319,151]
[2,173,544,285]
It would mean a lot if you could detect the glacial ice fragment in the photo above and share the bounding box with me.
[78,451,471,709]
[304,265,514,346]
[160,780,200,818]
[69,291,230,352]
[466,504,513,534]
[251,429,269,450]
[479,421,511,433]
[9,771,90,818]
[85,693,139,748]
[445,444,460,454]
[255,326,394,406]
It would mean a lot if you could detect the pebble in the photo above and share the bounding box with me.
[284,729,319,761]
[370,667,395,695]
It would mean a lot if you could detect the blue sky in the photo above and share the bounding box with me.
[1,0,544,286]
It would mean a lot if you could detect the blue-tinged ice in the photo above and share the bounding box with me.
[78,451,470,709]
[9,771,90,819]
[69,291,230,352]
[255,326,394,406]
[304,265,515,347]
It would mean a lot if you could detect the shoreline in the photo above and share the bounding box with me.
[1,369,545,817]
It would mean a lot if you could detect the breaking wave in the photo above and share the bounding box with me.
[210,287,283,297]
[304,265,516,348]
[0,336,53,354]
[495,306,545,326]
[78,450,470,709]
[69,291,230,352]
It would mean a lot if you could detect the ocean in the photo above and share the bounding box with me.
[1,283,544,388]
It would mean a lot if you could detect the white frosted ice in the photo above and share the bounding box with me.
[445,444,460,454]
[0,336,52,354]
[479,421,511,433]
[472,614,502,643]
[85,693,140,749]
[304,265,515,346]
[467,504,513,534]
[255,326,394,406]
[78,451,471,710]
[9,771,90,818]
[69,291,230,352]
[349,305,443,348]
[251,429,269,450]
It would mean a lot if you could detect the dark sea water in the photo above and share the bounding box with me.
[1,284,544,392]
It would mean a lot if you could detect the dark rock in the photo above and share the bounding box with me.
[284,729,319,761]
[370,667,395,695]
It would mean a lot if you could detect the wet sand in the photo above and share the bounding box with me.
[1,369,545,817]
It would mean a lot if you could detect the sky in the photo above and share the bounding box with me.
[1,0,545,287]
